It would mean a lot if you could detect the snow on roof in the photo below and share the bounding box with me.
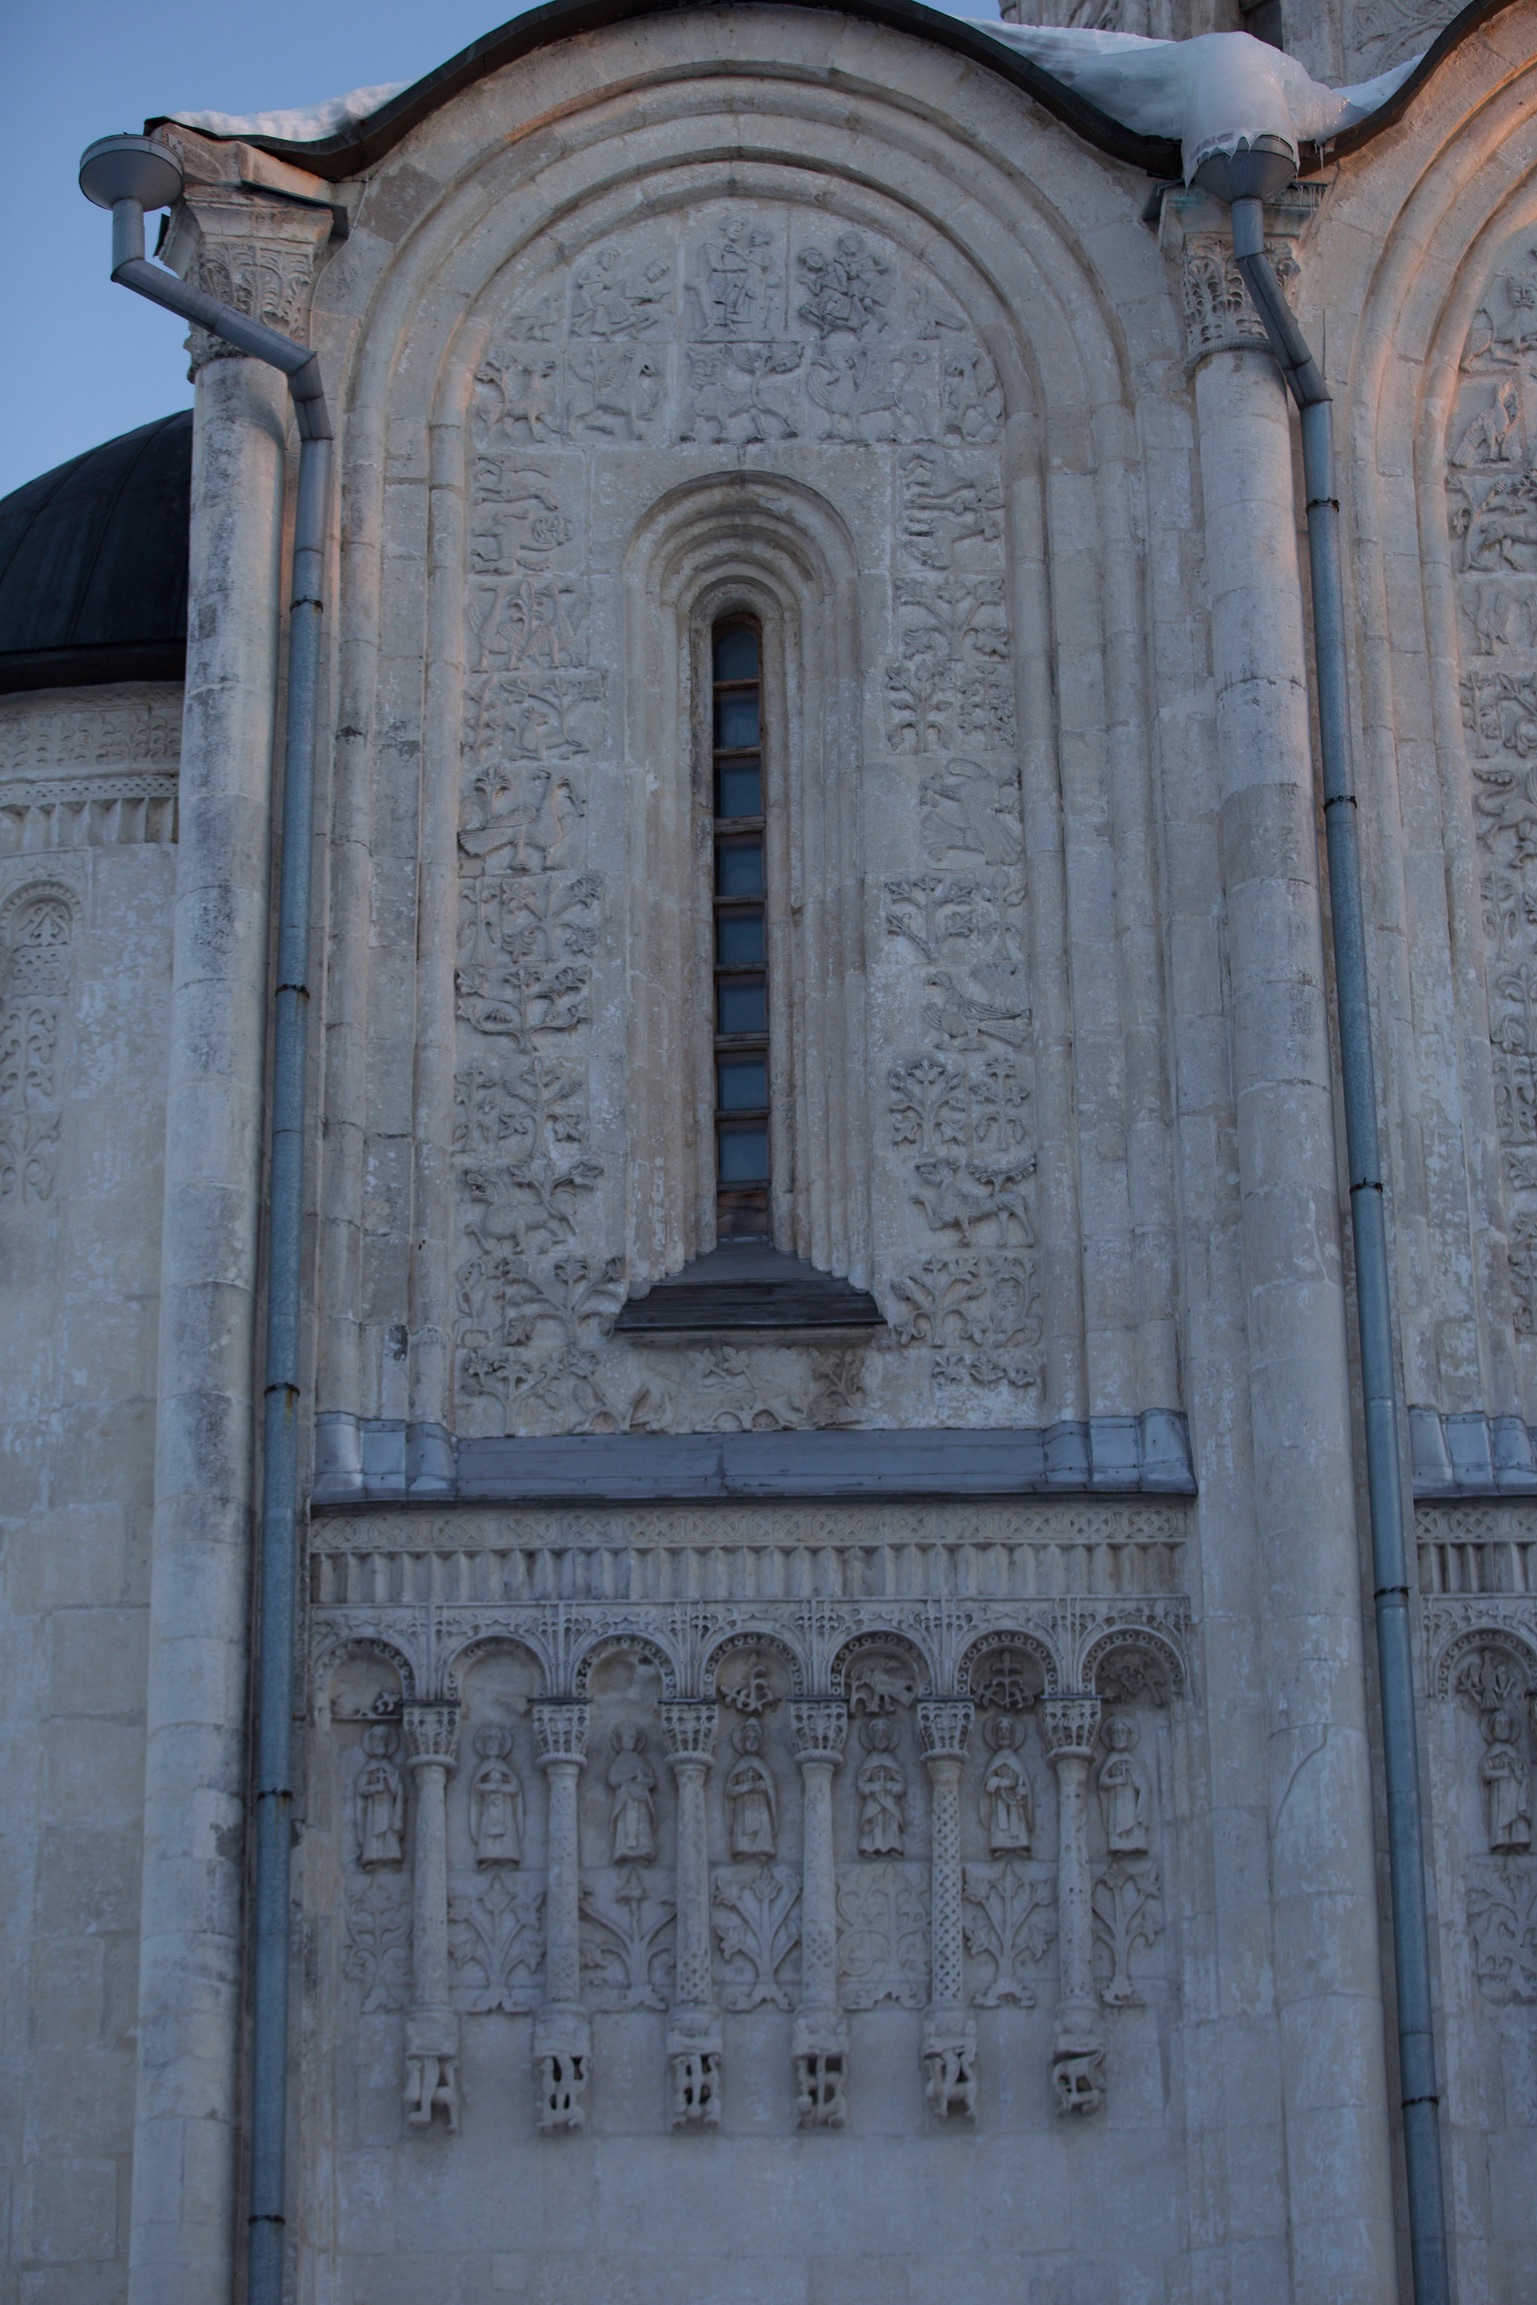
[158,22,1418,183]
[165,81,408,143]
[973,23,1421,178]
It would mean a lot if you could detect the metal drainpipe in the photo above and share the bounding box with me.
[79,133,332,2305]
[1194,141,1450,2305]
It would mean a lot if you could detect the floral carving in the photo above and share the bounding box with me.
[449,1873,544,2012]
[342,1874,413,2014]
[963,1859,1057,2006]
[712,1861,801,2009]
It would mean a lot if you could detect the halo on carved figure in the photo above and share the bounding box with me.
[831,1630,931,1709]
[958,1629,1056,1706]
[440,1629,551,1704]
[571,1627,679,1701]
[1079,1624,1185,1705]
[705,1628,804,1707]
[314,1632,417,1714]
[1433,1623,1537,1704]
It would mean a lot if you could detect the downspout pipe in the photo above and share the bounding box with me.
[1196,140,1450,2305]
[79,132,331,2305]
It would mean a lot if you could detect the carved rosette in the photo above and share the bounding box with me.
[163,190,332,373]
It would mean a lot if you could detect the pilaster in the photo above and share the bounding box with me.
[127,162,331,2305]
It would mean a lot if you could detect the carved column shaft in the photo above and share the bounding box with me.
[534,1702,590,2131]
[791,1700,849,2127]
[401,1702,460,2133]
[662,1701,721,2126]
[919,1700,976,2120]
[1045,1696,1102,2117]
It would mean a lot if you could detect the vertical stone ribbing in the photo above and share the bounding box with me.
[533,1701,591,2130]
[790,1700,850,2126]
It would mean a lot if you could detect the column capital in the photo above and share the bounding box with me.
[401,1698,460,1769]
[157,164,333,374]
[790,1699,849,1765]
[533,1700,590,1767]
[661,1699,720,1764]
[917,1699,974,1763]
[1159,184,1326,367]
[1042,1694,1101,1762]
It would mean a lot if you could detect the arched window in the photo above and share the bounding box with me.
[710,619,770,1239]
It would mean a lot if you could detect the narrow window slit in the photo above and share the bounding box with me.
[711,618,770,1239]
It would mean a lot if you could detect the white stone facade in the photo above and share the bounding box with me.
[5,2,1537,2299]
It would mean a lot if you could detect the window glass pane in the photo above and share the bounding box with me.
[716,838,764,898]
[717,1054,768,1111]
[714,691,760,750]
[718,976,767,1035]
[716,910,765,966]
[717,1119,769,1182]
[713,626,760,681]
[715,759,762,819]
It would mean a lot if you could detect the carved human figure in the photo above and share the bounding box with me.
[608,1724,658,1864]
[469,1725,525,1866]
[725,1720,778,1859]
[1097,1718,1149,1856]
[856,1719,907,1857]
[356,1724,405,1868]
[982,1715,1034,1855]
[1480,1707,1533,1853]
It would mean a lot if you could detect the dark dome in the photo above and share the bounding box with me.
[0,412,191,695]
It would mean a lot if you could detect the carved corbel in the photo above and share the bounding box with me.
[661,1701,722,2126]
[532,1700,591,2131]
[790,1700,850,2127]
[401,1699,461,2134]
[1043,1693,1104,2116]
[917,1700,977,2120]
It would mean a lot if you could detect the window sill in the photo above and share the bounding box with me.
[612,1241,884,1335]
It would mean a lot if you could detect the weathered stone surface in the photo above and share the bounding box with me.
[7,2,1537,2300]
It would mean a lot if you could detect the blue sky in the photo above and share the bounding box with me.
[2,0,997,500]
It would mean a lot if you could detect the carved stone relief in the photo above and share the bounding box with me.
[0,885,74,1208]
[447,203,1041,1439]
[0,689,180,852]
[316,1589,1186,2136]
[1450,240,1537,1337]
[1431,1626,1537,2010]
[1345,0,1459,75]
